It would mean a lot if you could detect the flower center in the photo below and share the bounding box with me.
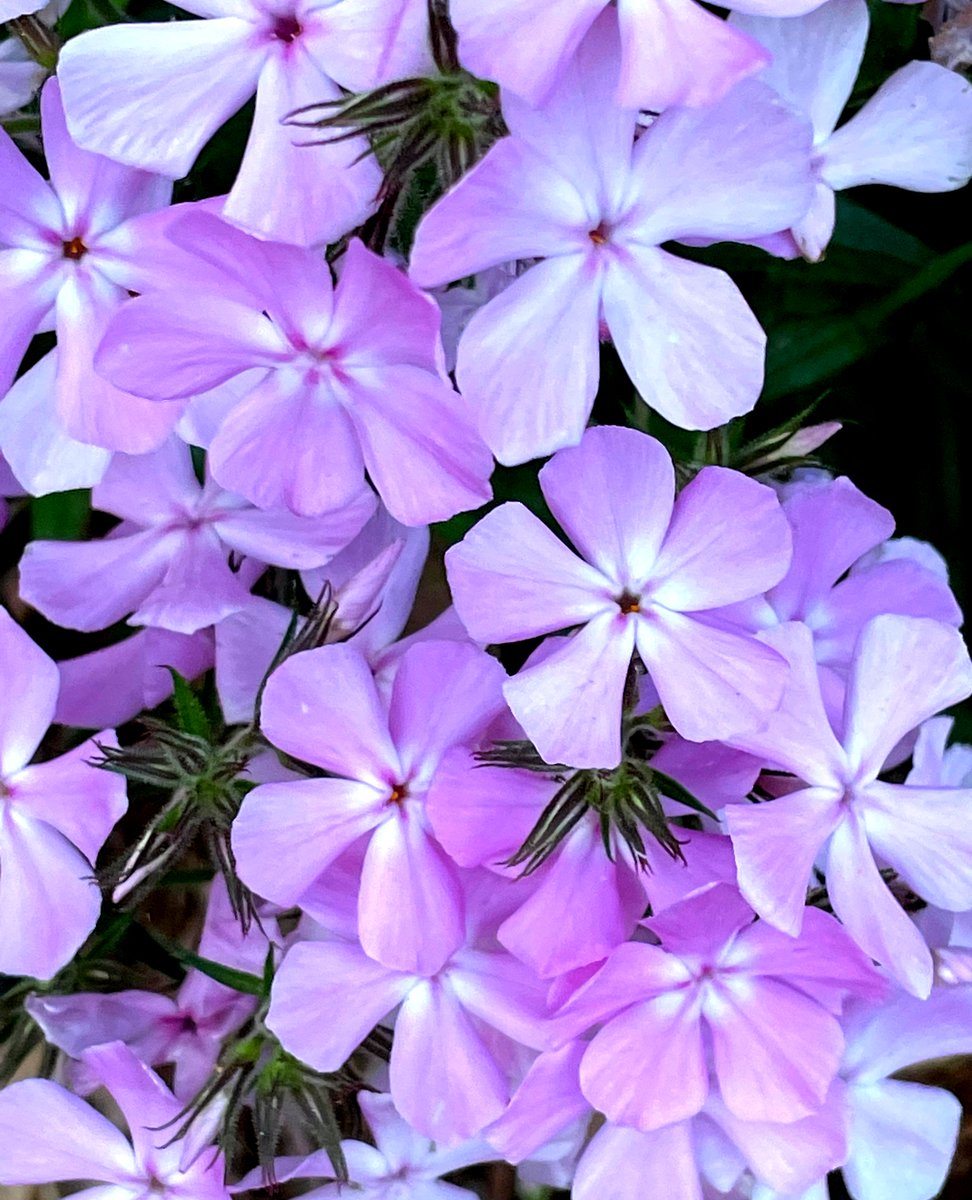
[616,590,641,615]
[387,783,408,805]
[62,236,87,260]
[272,14,302,41]
[589,222,611,245]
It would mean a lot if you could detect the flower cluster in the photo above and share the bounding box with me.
[1,0,972,1198]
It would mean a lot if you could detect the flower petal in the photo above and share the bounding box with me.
[0,1077,136,1186]
[602,246,765,432]
[445,501,612,643]
[456,254,603,466]
[505,613,636,769]
[232,778,386,906]
[267,941,414,1071]
[58,19,266,178]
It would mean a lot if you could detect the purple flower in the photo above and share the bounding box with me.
[724,616,972,996]
[27,879,266,1099]
[266,894,549,1143]
[551,882,883,1131]
[449,0,780,111]
[95,214,493,523]
[733,0,972,259]
[233,639,506,974]
[446,425,792,767]
[0,608,126,979]
[0,78,191,485]
[19,437,374,634]
[410,16,813,463]
[0,1040,230,1197]
[57,0,431,246]
[716,474,962,672]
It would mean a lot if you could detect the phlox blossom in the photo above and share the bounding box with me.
[446,425,792,767]
[724,615,972,996]
[19,437,375,635]
[96,213,493,524]
[733,0,972,258]
[57,0,430,246]
[411,14,814,463]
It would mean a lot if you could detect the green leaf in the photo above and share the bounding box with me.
[143,927,266,997]
[166,669,213,741]
[764,241,972,399]
[30,490,90,540]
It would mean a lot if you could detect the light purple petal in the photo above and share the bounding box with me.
[56,628,214,729]
[334,239,442,369]
[95,291,288,401]
[209,377,366,517]
[426,750,552,868]
[498,822,643,976]
[391,979,509,1141]
[635,610,788,743]
[345,364,493,525]
[129,526,253,633]
[80,1041,184,1173]
[456,254,603,466]
[538,425,675,585]
[40,78,171,238]
[842,615,972,782]
[389,640,506,777]
[486,1041,588,1165]
[862,780,972,913]
[448,948,550,1049]
[267,940,414,1070]
[445,501,612,643]
[58,19,266,178]
[0,350,111,496]
[826,812,933,997]
[573,1121,703,1200]
[232,778,386,906]
[721,621,847,781]
[602,246,765,432]
[730,0,868,140]
[822,61,972,193]
[0,606,58,776]
[409,138,595,286]
[727,789,844,935]
[580,991,707,1130]
[93,438,200,526]
[0,122,62,246]
[650,467,790,611]
[309,0,432,90]
[0,1077,137,1186]
[0,248,61,393]
[843,1078,961,1200]
[768,475,894,622]
[224,51,380,246]
[259,643,400,781]
[449,0,604,106]
[358,814,465,975]
[505,613,636,769]
[19,528,177,631]
[56,273,184,453]
[617,0,768,110]
[708,975,843,1122]
[552,941,693,1041]
[213,489,375,569]
[11,733,127,862]
[0,809,102,979]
